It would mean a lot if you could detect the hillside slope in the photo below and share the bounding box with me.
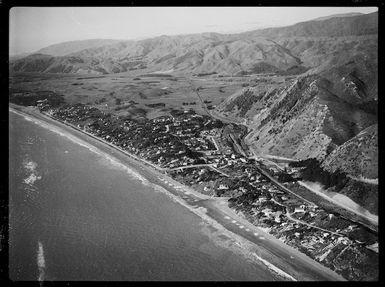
[322,124,378,179]
[218,74,376,161]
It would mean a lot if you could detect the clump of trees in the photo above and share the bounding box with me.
[195,72,217,77]
[290,158,348,189]
[146,103,165,108]
[10,91,65,107]
[277,172,295,182]
[225,90,263,117]
[260,76,317,127]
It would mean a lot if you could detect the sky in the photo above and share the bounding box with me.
[9,6,378,55]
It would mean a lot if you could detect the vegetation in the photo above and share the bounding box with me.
[224,89,263,117]
[290,158,348,189]
[146,103,166,108]
[9,91,64,107]
[260,76,316,127]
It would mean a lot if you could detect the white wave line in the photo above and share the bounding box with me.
[37,241,45,281]
[252,253,297,281]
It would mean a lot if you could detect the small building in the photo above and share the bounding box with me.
[322,232,330,238]
[218,184,229,190]
[258,196,268,203]
[294,207,305,213]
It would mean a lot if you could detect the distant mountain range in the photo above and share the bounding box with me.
[311,12,363,21]
[10,12,378,76]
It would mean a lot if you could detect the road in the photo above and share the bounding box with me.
[229,133,247,157]
[190,81,212,117]
[255,165,315,206]
[208,136,220,151]
[167,164,212,171]
[168,163,230,177]
[285,212,345,237]
[270,195,346,238]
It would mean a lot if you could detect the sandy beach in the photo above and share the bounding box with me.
[9,105,345,281]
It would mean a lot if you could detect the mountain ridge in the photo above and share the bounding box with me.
[10,12,377,76]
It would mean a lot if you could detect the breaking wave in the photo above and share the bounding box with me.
[37,241,45,281]
[22,159,42,186]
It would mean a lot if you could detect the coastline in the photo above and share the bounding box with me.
[9,105,345,281]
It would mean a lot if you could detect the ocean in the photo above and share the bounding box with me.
[9,111,277,281]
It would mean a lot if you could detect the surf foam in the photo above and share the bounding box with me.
[37,241,45,281]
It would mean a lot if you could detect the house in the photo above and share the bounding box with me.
[322,232,330,238]
[258,196,267,203]
[294,207,305,213]
[218,184,229,190]
[239,187,247,193]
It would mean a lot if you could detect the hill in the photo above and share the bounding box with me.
[322,124,378,179]
[312,12,363,21]
[35,39,122,56]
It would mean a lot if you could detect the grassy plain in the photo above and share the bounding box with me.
[9,71,253,119]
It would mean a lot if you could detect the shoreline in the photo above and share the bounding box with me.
[9,106,345,281]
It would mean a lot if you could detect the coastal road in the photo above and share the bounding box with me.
[167,164,230,177]
[269,198,346,238]
[10,107,345,281]
[255,165,315,206]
